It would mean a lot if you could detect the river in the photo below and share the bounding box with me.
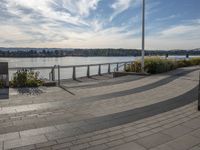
[0,56,198,80]
[0,56,135,80]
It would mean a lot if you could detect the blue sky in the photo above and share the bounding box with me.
[0,0,199,49]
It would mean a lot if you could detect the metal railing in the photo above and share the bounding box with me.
[9,61,133,85]
[56,61,132,85]
[49,65,57,81]
[114,62,133,72]
[9,66,53,70]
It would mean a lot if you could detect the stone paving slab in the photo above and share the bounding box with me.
[0,66,199,150]
[161,125,193,138]
[108,141,146,150]
[62,75,144,89]
[0,67,198,109]
[4,135,47,149]
[135,133,173,149]
[1,101,199,149]
[0,69,198,119]
[1,67,197,108]
[0,132,19,142]
[69,67,199,97]
[0,102,195,148]
[166,134,199,150]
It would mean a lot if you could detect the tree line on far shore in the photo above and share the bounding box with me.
[0,48,200,57]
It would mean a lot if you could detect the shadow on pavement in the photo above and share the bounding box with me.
[17,87,43,95]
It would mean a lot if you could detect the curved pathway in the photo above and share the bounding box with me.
[0,66,199,150]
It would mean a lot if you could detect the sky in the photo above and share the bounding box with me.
[0,0,200,50]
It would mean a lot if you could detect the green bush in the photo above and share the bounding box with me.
[126,57,200,74]
[10,69,43,87]
[125,61,141,73]
[144,57,177,74]
[175,57,200,68]
[176,59,192,68]
[190,58,200,65]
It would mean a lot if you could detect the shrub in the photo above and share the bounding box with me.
[176,59,191,68]
[125,61,141,72]
[10,69,43,87]
[190,58,200,65]
[145,57,178,74]
[176,58,200,68]
[127,57,177,74]
[126,57,200,74]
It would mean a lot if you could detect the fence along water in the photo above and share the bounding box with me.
[9,61,133,82]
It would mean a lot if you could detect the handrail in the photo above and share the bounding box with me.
[59,61,133,68]
[49,65,57,81]
[8,61,133,70]
[8,61,134,83]
[114,61,133,72]
[9,66,53,70]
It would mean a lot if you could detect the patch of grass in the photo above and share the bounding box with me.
[126,57,200,74]
[10,69,44,88]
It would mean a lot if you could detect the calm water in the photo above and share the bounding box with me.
[1,56,198,80]
[0,57,135,68]
[0,57,135,80]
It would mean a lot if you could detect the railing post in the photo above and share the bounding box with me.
[49,73,52,81]
[116,63,119,72]
[98,64,101,75]
[52,67,55,81]
[198,72,200,111]
[87,65,90,78]
[165,54,168,59]
[72,66,76,80]
[186,54,189,59]
[58,65,60,86]
[108,64,111,74]
[124,63,127,71]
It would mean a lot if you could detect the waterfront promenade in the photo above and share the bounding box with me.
[0,66,200,150]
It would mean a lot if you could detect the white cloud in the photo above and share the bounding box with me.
[0,25,30,41]
[110,0,138,21]
[0,1,199,50]
[159,24,200,39]
[155,15,177,22]
[76,0,101,16]
[145,20,200,49]
[54,0,101,17]
[109,0,158,21]
[5,0,101,26]
[91,20,103,32]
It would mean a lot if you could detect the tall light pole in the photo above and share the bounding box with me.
[141,0,145,72]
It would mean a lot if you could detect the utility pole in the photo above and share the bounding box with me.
[141,0,145,72]
[198,72,200,111]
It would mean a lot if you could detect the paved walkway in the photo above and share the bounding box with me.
[0,66,199,150]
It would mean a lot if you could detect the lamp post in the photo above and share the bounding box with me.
[141,0,145,72]
[198,72,200,111]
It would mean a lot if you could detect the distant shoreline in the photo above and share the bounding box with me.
[0,56,137,58]
[1,55,200,59]
[0,48,200,58]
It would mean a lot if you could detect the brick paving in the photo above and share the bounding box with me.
[0,66,200,150]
